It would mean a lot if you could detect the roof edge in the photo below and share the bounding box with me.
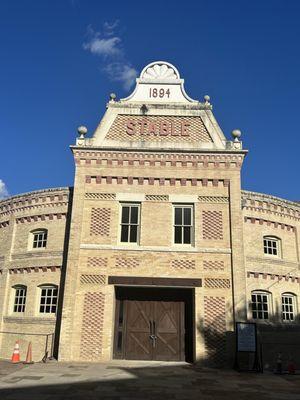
[242,189,300,209]
[0,187,72,204]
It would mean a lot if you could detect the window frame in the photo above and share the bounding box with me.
[263,236,281,258]
[173,204,194,246]
[119,203,141,245]
[12,285,27,314]
[38,285,58,315]
[251,290,271,321]
[281,292,297,323]
[30,229,48,250]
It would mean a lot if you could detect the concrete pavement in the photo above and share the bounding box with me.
[0,360,299,399]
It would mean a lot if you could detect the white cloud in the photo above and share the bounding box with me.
[83,21,137,91]
[83,36,122,58]
[104,63,138,90]
[103,20,120,36]
[0,179,9,200]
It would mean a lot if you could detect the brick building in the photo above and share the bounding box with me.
[0,61,299,368]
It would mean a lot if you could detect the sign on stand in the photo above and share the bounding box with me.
[235,322,261,372]
[237,322,257,352]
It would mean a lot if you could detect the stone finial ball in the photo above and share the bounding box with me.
[231,129,242,139]
[77,126,88,136]
[204,95,210,102]
[110,93,117,100]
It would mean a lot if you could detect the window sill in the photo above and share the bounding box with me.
[263,254,282,259]
[172,244,194,249]
[117,243,140,248]
[3,316,56,325]
[29,248,47,252]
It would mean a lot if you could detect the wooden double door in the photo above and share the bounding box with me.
[124,299,185,361]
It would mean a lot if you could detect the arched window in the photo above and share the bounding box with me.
[13,285,27,313]
[282,293,297,322]
[39,285,58,314]
[31,229,48,249]
[251,290,271,320]
[263,236,281,257]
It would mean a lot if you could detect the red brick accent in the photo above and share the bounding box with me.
[247,271,300,284]
[87,257,108,268]
[90,208,111,236]
[202,211,223,240]
[0,221,9,229]
[171,259,196,270]
[80,292,105,361]
[72,150,245,172]
[15,213,66,224]
[114,257,140,269]
[204,296,226,366]
[203,260,225,271]
[80,274,106,285]
[86,175,229,187]
[105,115,212,143]
[9,266,61,274]
[244,217,295,231]
[204,278,230,289]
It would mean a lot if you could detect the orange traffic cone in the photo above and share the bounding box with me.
[24,342,34,364]
[11,341,20,363]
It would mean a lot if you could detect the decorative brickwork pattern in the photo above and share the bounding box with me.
[87,257,108,268]
[80,292,105,360]
[73,150,244,170]
[202,211,223,240]
[105,115,212,143]
[203,260,225,271]
[204,296,226,365]
[0,187,69,217]
[0,221,9,229]
[80,274,106,285]
[204,278,231,289]
[115,257,140,269]
[171,259,196,270]
[16,213,66,224]
[90,208,111,236]
[198,196,229,203]
[247,271,300,283]
[244,217,295,232]
[86,176,229,187]
[9,266,60,274]
[145,195,169,202]
[241,190,300,221]
[85,193,116,200]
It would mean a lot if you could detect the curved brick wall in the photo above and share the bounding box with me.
[0,187,71,361]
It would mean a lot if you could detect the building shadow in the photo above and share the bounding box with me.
[0,361,300,400]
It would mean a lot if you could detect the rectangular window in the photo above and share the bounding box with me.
[40,286,58,314]
[174,205,193,244]
[120,204,140,243]
[251,293,269,320]
[282,295,295,321]
[33,231,47,249]
[13,287,26,313]
[263,238,279,256]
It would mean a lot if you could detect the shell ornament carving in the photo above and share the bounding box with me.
[142,63,178,80]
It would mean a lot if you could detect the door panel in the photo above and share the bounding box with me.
[125,300,152,360]
[154,301,183,361]
[124,298,185,361]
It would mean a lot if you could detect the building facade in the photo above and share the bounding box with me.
[0,62,299,367]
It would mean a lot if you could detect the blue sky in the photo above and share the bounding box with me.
[1,0,299,201]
